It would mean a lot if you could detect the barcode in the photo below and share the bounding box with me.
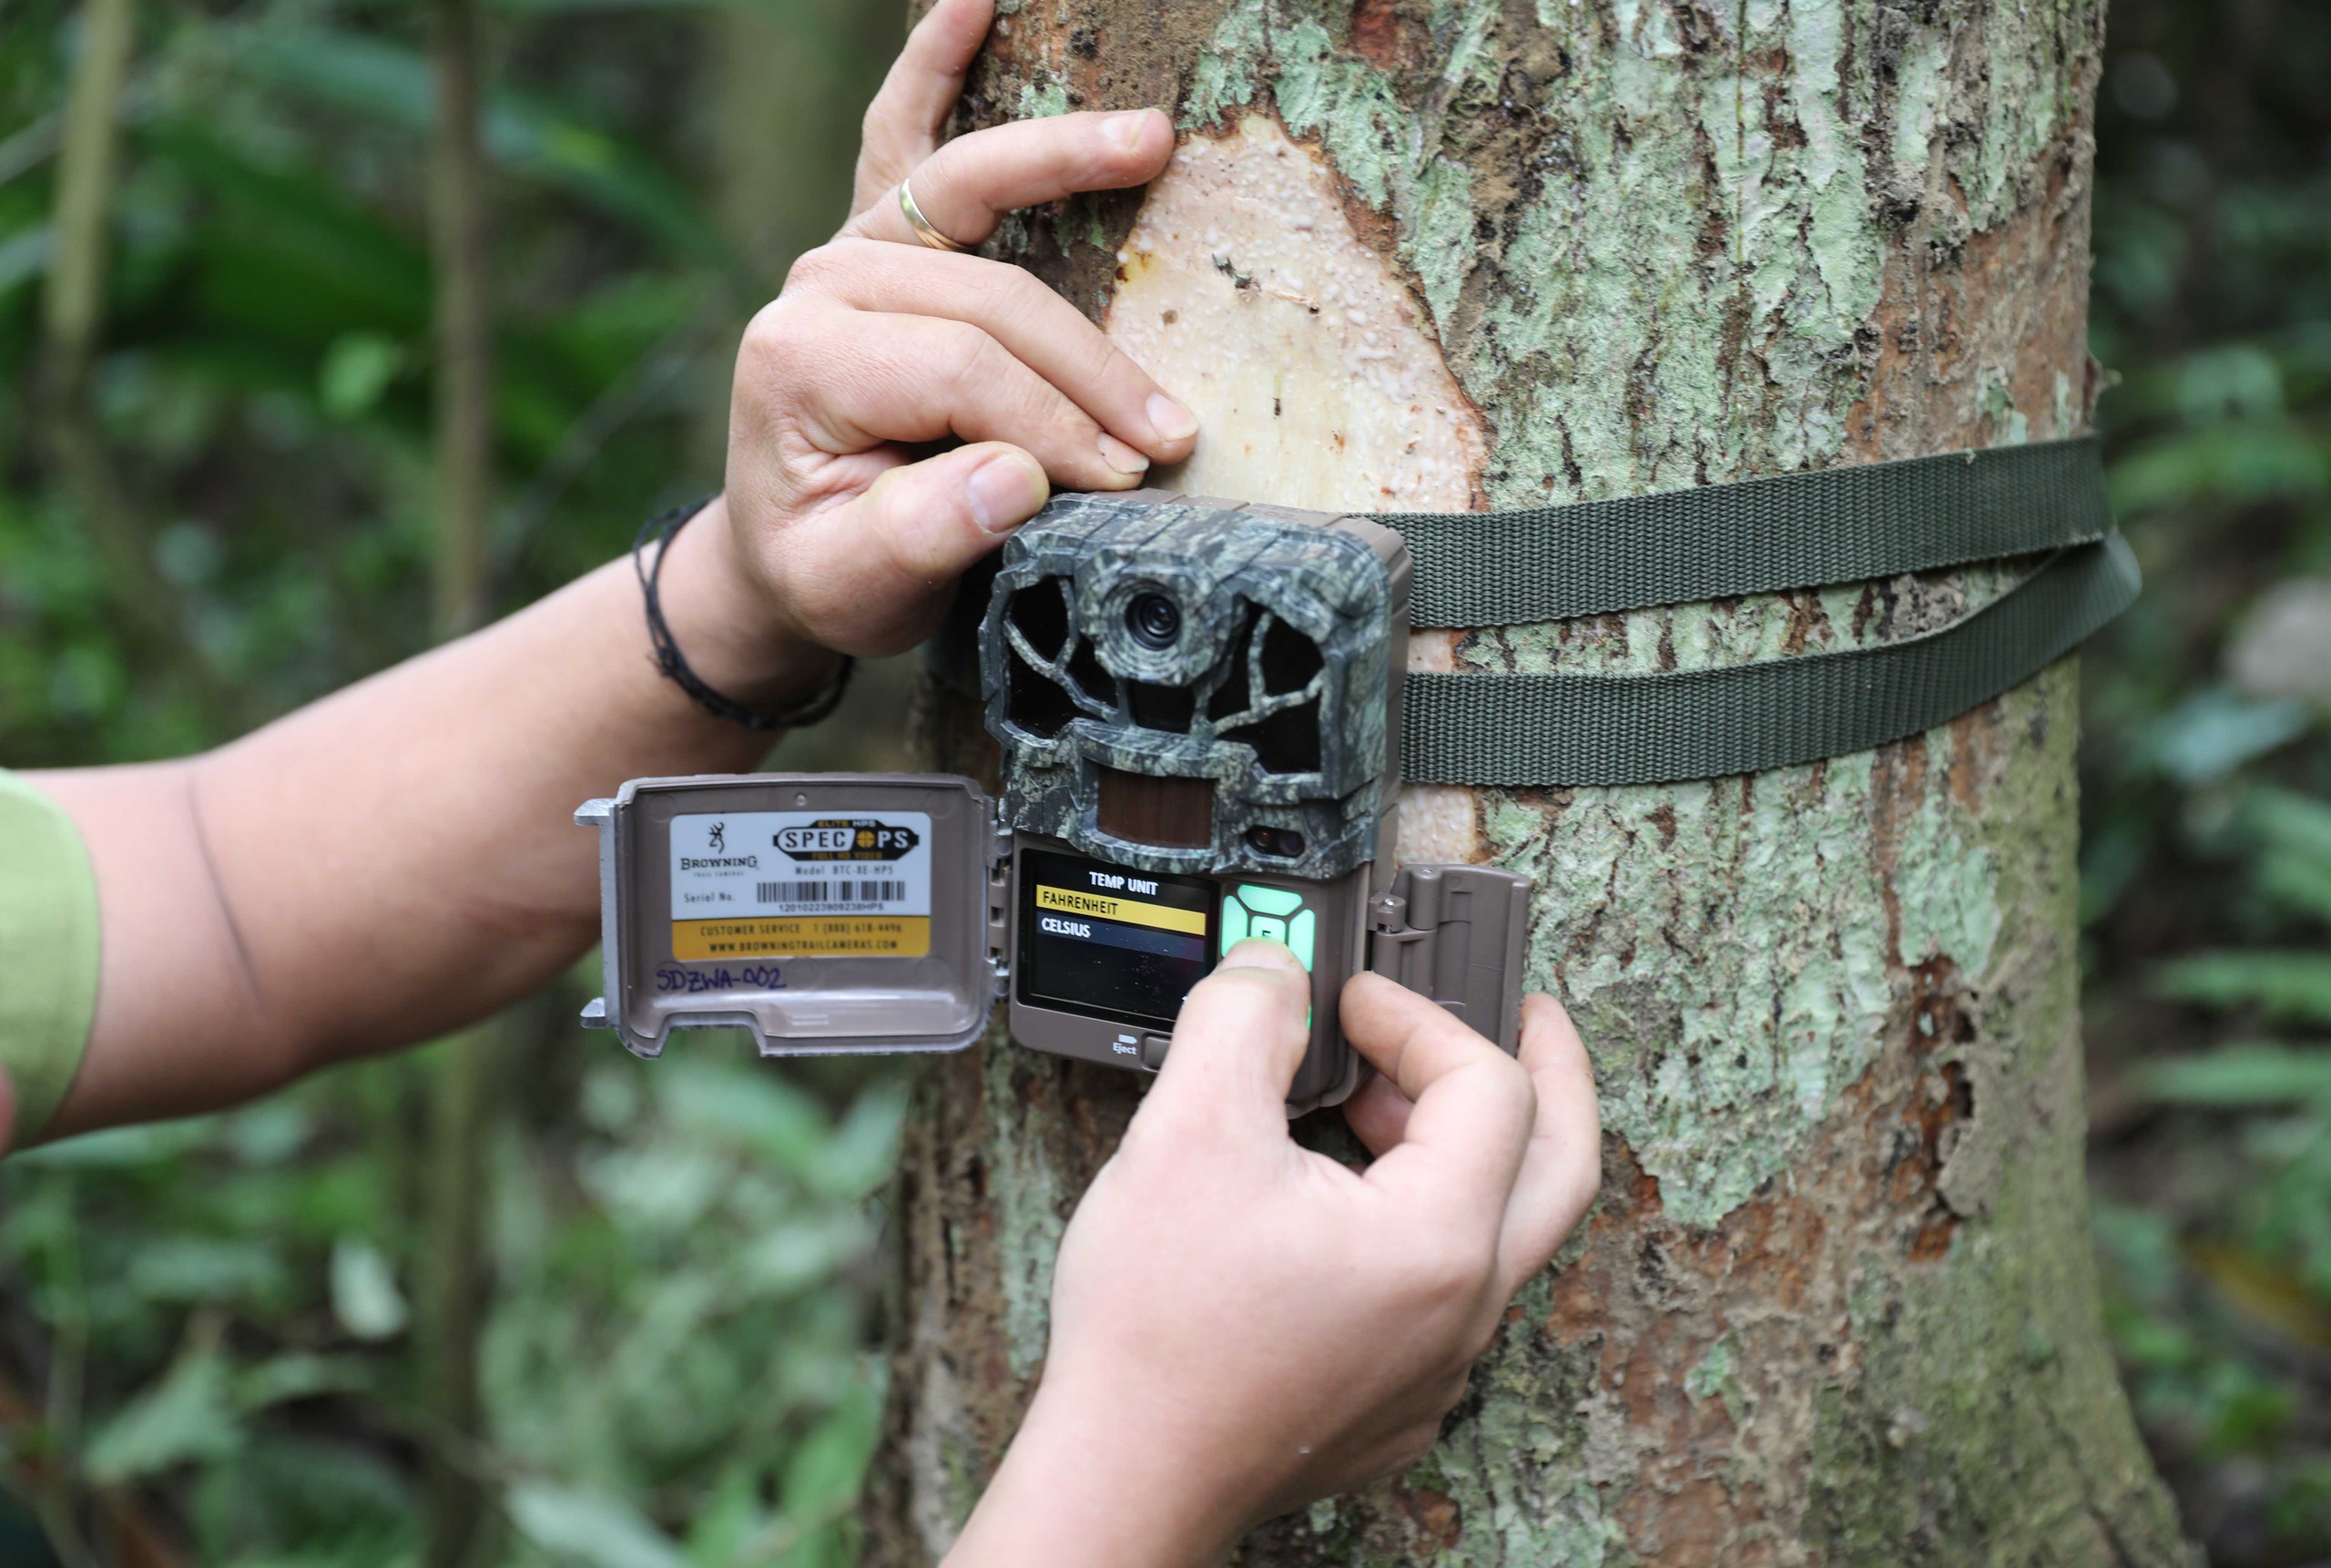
[756,879,910,906]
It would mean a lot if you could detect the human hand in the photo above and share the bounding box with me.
[945,942,1603,1567]
[710,0,1195,670]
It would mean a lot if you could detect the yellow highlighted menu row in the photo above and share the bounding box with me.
[672,916,930,960]
[1034,884,1207,936]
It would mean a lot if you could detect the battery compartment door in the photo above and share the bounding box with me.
[576,772,1002,1058]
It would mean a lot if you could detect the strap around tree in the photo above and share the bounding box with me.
[1375,437,2137,787]
[1377,437,2112,627]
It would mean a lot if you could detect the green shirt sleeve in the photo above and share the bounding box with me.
[0,770,99,1145]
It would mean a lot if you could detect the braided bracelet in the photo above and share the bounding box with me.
[633,496,854,732]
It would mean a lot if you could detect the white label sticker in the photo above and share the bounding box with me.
[670,811,932,919]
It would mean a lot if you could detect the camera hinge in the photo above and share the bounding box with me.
[1367,865,1533,1053]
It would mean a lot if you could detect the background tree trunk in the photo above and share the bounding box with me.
[420,0,500,1561]
[38,0,231,729]
[869,3,2198,1563]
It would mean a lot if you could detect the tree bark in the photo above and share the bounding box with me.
[869,3,2196,1563]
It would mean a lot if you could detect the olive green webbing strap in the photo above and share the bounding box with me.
[1377,438,2139,787]
[1401,536,2135,786]
[1377,436,2113,626]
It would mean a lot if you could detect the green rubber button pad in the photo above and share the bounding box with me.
[1220,883,1318,971]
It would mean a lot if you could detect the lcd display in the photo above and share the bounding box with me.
[1016,847,1217,1028]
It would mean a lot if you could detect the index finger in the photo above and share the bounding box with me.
[1340,972,1535,1213]
[856,0,995,199]
[850,111,1175,252]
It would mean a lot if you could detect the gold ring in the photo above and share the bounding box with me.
[898,178,970,253]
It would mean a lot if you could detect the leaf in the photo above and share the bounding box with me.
[234,1352,372,1411]
[84,1348,242,1482]
[779,1373,880,1521]
[224,26,744,277]
[2172,342,2286,425]
[2247,787,2331,868]
[2154,952,2331,1024]
[732,1215,870,1296]
[2259,852,2331,927]
[140,125,433,331]
[0,224,49,298]
[126,1236,289,1306]
[331,1238,410,1341]
[2245,788,2331,924]
[681,1464,767,1568]
[654,1057,831,1175]
[507,1480,687,1568]
[5,1117,219,1169]
[319,332,404,420]
[187,1433,419,1563]
[486,0,891,80]
[223,1100,313,1166]
[809,1083,908,1200]
[2107,419,2331,515]
[2137,1044,2331,1107]
[494,0,715,11]
[2139,687,2314,785]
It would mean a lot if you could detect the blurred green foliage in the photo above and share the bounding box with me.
[2,0,911,1562]
[3,0,2328,1562]
[2082,2,2331,1563]
[4,1044,905,1566]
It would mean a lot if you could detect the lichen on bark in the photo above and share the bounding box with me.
[867,4,2194,1563]
[980,1044,1068,1378]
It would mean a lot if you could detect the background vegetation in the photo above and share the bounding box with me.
[0,0,2324,1563]
[2081,3,2331,1561]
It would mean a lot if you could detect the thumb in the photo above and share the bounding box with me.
[1136,939,1313,1146]
[777,441,1049,657]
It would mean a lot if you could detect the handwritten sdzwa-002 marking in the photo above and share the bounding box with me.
[657,964,787,993]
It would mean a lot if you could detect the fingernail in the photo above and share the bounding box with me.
[966,451,1047,533]
[1099,433,1151,475]
[1103,109,1154,152]
[1145,392,1198,443]
[1224,937,1301,971]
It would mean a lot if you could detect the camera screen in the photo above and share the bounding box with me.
[1017,847,1217,1029]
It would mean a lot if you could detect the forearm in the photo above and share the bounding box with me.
[942,1387,1247,1568]
[19,26,1196,1143]
[37,501,821,1135]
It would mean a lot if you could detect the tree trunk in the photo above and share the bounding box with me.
[420,1,500,1561]
[868,3,2196,1563]
[40,0,232,729]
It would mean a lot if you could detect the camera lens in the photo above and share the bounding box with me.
[1126,592,1181,649]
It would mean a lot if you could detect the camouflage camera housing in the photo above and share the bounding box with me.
[979,492,1410,880]
[978,493,1414,1111]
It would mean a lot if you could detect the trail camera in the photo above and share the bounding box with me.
[579,493,1529,1114]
